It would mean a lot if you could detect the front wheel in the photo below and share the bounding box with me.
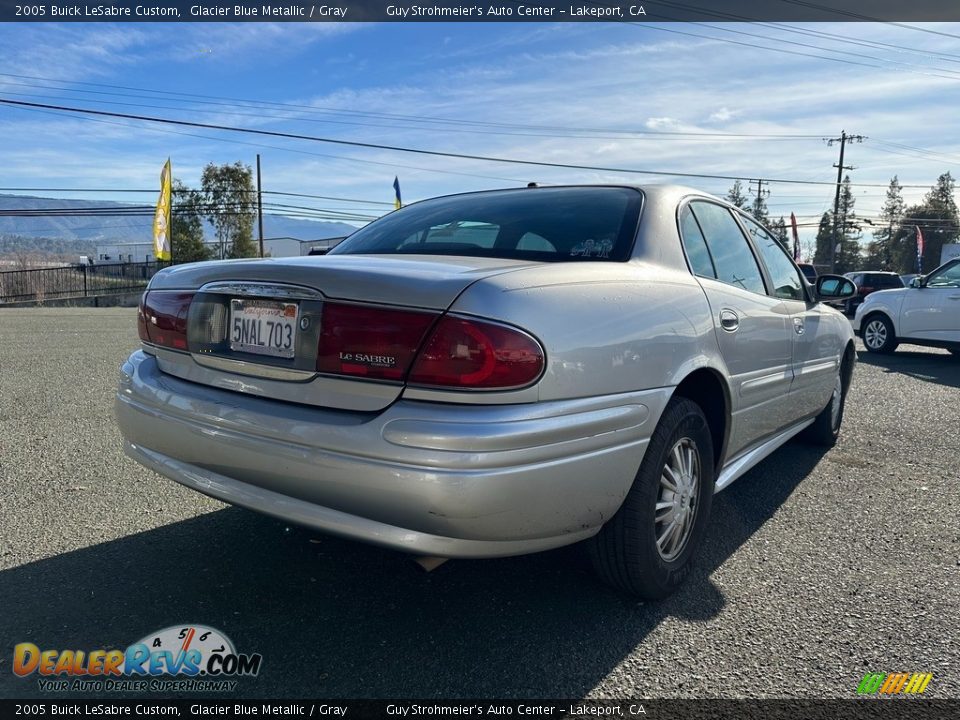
[588,397,714,600]
[862,314,898,354]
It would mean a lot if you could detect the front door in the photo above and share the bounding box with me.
[899,260,960,343]
[680,201,794,458]
[738,214,839,420]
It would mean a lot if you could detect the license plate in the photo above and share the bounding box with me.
[229,298,298,359]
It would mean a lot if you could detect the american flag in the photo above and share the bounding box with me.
[916,225,924,273]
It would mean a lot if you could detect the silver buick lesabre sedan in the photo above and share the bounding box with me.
[116,185,857,599]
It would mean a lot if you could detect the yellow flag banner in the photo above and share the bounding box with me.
[153,159,172,261]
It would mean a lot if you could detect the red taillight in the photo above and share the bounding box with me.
[409,316,544,389]
[137,293,150,343]
[316,303,438,381]
[140,291,194,351]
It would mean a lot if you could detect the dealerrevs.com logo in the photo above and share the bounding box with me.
[13,625,262,693]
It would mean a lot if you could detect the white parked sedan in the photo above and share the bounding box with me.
[116,185,857,599]
[853,258,960,356]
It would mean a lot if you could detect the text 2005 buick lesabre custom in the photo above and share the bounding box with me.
[116,185,857,598]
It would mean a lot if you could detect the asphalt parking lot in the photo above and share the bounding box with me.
[1,307,957,700]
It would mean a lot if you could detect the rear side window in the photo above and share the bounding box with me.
[679,205,717,278]
[687,201,765,295]
[331,187,643,262]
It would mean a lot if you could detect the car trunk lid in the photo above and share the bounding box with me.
[141,254,540,411]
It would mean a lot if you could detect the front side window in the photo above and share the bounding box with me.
[688,201,765,295]
[739,215,805,301]
[926,260,960,288]
[331,187,643,262]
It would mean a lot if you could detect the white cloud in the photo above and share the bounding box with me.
[709,107,736,122]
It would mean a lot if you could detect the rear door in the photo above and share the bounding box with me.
[680,201,794,457]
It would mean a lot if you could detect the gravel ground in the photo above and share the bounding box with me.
[1,307,957,700]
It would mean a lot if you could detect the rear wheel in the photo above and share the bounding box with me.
[804,363,847,447]
[862,314,898,354]
[589,397,714,600]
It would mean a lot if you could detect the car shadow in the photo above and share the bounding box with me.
[856,347,960,390]
[0,446,824,700]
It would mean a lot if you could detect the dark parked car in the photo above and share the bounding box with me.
[841,271,904,315]
[798,263,818,283]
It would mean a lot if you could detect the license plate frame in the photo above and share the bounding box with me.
[229,298,299,359]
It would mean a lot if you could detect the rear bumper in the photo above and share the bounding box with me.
[116,351,666,557]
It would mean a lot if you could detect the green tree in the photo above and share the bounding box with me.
[749,191,770,226]
[170,180,211,264]
[725,180,749,210]
[891,173,959,273]
[200,161,258,259]
[771,216,789,251]
[918,172,958,271]
[813,211,833,269]
[864,176,904,270]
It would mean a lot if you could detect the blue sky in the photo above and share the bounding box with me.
[0,21,958,254]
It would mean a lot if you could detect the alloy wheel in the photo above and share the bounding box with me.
[655,437,701,562]
[864,319,887,350]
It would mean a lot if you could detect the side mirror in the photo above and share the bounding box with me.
[910,277,923,288]
[816,274,857,300]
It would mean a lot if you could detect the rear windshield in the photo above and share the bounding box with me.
[329,187,644,262]
[870,274,902,288]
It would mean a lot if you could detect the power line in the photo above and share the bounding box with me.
[0,83,830,143]
[0,187,396,206]
[625,15,960,84]
[0,71,833,139]
[648,1,960,72]
[0,97,937,189]
[775,0,960,40]
[8,102,534,186]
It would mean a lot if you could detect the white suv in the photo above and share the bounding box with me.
[853,258,960,355]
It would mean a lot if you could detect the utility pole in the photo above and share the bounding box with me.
[749,178,769,201]
[256,154,265,258]
[824,131,865,273]
[748,178,770,220]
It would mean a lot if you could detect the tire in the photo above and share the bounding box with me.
[588,397,714,600]
[803,361,848,447]
[861,314,898,354]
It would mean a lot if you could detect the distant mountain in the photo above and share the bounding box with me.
[0,193,360,246]
[0,233,97,258]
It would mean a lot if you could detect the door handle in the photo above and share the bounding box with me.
[949,295,960,300]
[793,317,805,335]
[719,309,739,332]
